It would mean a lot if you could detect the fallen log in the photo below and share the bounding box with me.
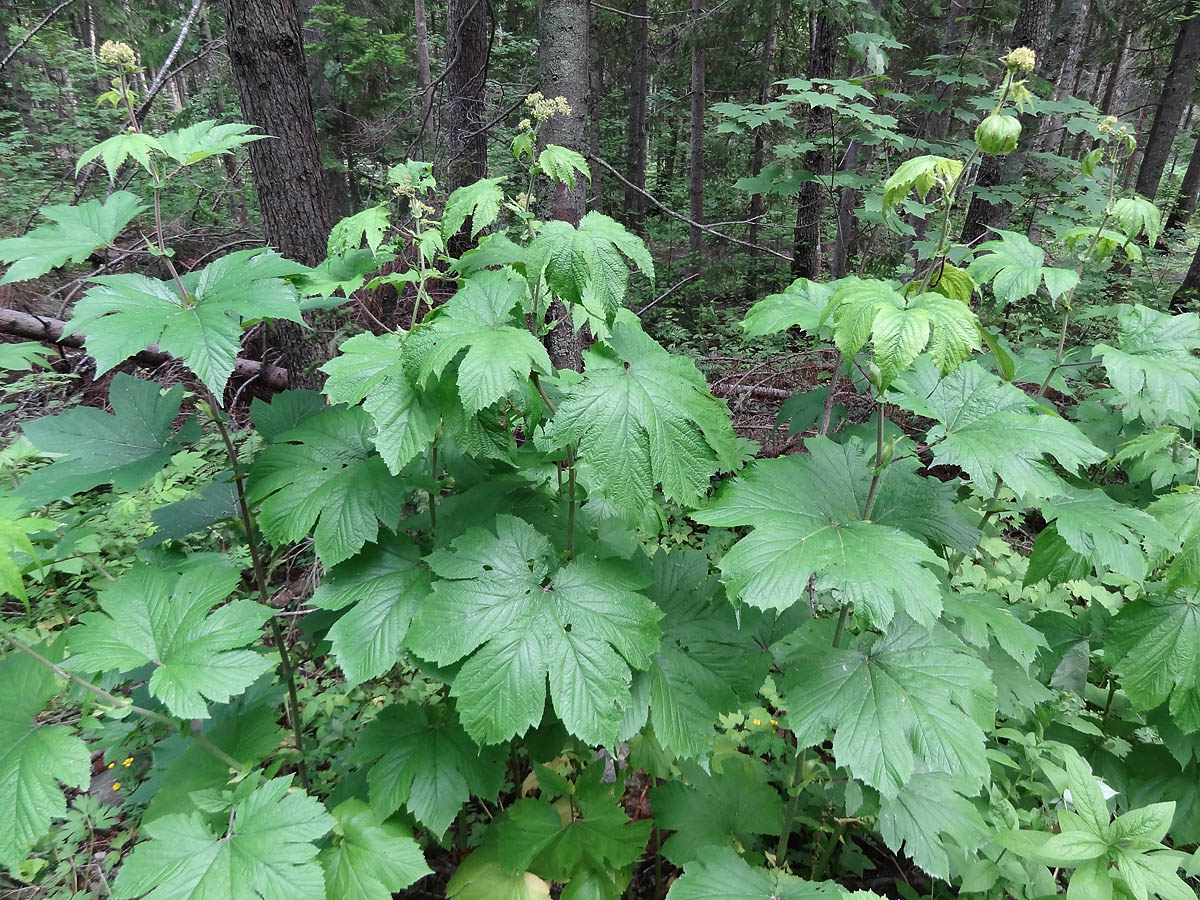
[711,382,793,401]
[0,307,290,391]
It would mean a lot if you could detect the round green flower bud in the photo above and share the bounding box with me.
[975,114,1021,156]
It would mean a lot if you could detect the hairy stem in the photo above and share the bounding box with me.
[7,635,246,773]
[209,404,309,788]
[429,443,439,538]
[775,747,808,866]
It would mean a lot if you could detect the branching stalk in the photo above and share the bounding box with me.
[209,404,309,789]
[7,635,247,774]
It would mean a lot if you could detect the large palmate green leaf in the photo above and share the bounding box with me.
[967,229,1078,308]
[780,618,995,799]
[0,191,145,284]
[1095,304,1200,428]
[247,406,410,567]
[406,268,552,413]
[319,799,431,900]
[0,641,90,870]
[67,562,273,719]
[1148,488,1200,590]
[650,758,782,865]
[741,277,834,337]
[620,549,771,758]
[153,120,267,167]
[64,249,308,395]
[891,358,1106,499]
[1111,593,1200,733]
[540,312,740,518]
[352,702,505,837]
[828,279,980,386]
[665,847,842,900]
[321,331,437,474]
[525,212,653,327]
[406,515,662,744]
[882,155,963,209]
[1036,488,1174,584]
[112,776,333,900]
[693,436,964,627]
[18,373,198,506]
[442,177,505,240]
[877,773,989,880]
[310,533,430,686]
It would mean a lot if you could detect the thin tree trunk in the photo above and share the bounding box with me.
[1166,134,1200,232]
[748,0,780,248]
[688,0,706,268]
[446,0,489,192]
[222,0,334,389]
[1173,240,1200,309]
[539,0,588,370]
[587,0,604,212]
[1136,2,1200,201]
[625,0,651,230]
[791,1,834,278]
[1038,0,1090,152]
[1101,19,1131,116]
[927,0,972,142]
[414,0,434,147]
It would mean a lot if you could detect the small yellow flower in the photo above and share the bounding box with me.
[752,718,761,726]
[770,718,778,725]
[111,781,122,791]
[107,762,115,769]
[122,757,134,767]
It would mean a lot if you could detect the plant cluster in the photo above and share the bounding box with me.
[1,51,1200,900]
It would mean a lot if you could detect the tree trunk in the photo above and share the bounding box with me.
[1166,134,1200,232]
[1173,240,1200,310]
[791,1,835,278]
[446,0,489,192]
[1037,0,1090,152]
[539,0,588,370]
[927,0,972,142]
[222,0,334,390]
[747,0,780,248]
[688,0,706,268]
[414,0,434,145]
[1136,2,1200,201]
[1101,18,1132,116]
[959,0,1051,244]
[625,0,651,230]
[587,0,604,212]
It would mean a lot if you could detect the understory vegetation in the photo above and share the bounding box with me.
[4,0,1200,898]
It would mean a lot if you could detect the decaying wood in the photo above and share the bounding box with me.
[0,307,289,391]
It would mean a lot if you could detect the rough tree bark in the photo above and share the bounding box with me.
[223,0,335,389]
[688,0,706,268]
[446,0,489,192]
[587,0,604,211]
[1037,0,1090,152]
[625,0,651,230]
[959,0,1051,245]
[1166,133,1200,232]
[791,1,835,278]
[1135,2,1200,201]
[1101,17,1132,117]
[539,0,588,370]
[414,0,434,143]
[927,0,973,142]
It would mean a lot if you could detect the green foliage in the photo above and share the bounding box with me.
[406,515,661,744]
[0,192,144,284]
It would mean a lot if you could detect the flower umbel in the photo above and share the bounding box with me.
[99,40,138,72]
[1002,46,1036,75]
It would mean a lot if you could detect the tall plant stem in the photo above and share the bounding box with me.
[209,405,309,789]
[775,747,808,866]
[7,635,247,773]
[531,371,578,558]
[832,602,852,649]
[861,401,886,521]
[429,443,439,537]
[948,475,1004,576]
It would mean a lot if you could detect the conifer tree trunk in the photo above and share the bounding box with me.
[1101,19,1131,116]
[688,0,706,268]
[414,0,434,142]
[1166,134,1200,233]
[1136,3,1200,201]
[539,0,588,370]
[927,0,972,142]
[222,0,334,389]
[625,0,651,230]
[791,1,834,278]
[1037,0,1089,151]
[747,0,780,248]
[446,0,489,192]
[587,0,604,211]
